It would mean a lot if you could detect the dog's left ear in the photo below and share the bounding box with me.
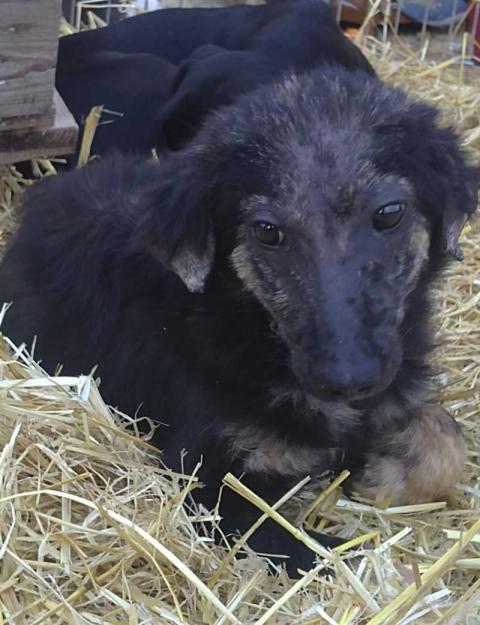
[134,152,216,292]
[442,200,469,261]
[428,125,479,261]
[375,106,479,261]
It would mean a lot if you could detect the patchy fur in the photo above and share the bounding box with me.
[405,221,430,287]
[351,405,466,505]
[222,423,342,476]
[0,66,478,574]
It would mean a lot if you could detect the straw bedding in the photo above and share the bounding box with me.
[0,20,479,625]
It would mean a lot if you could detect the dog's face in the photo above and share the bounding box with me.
[142,68,479,402]
[230,154,426,401]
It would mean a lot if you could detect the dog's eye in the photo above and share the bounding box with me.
[253,221,285,246]
[373,203,406,231]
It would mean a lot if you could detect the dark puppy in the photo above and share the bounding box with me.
[57,2,257,64]
[158,46,275,150]
[57,0,369,66]
[158,6,373,151]
[1,67,477,574]
[56,0,373,157]
[55,50,177,167]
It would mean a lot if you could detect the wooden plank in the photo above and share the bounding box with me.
[0,90,78,165]
[0,105,55,134]
[0,0,62,119]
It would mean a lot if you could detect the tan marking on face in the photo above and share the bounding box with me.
[231,242,288,309]
[393,220,430,325]
[406,221,430,286]
[231,243,258,293]
[222,423,341,478]
[353,404,466,506]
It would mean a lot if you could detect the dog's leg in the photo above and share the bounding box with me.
[349,404,466,506]
[191,451,342,577]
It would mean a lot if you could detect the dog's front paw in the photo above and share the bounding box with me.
[230,519,340,578]
[351,404,466,506]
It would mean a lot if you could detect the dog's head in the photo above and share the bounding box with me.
[140,67,479,402]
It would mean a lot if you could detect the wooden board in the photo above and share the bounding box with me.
[0,90,78,165]
[0,0,62,119]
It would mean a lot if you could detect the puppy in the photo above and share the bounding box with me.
[1,67,477,574]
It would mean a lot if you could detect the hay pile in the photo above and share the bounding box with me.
[1,24,480,625]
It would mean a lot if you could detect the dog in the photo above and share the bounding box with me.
[1,66,477,574]
[55,0,373,159]
[157,18,373,150]
[57,0,370,66]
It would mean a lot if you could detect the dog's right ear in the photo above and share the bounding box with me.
[135,154,215,293]
[374,103,479,261]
